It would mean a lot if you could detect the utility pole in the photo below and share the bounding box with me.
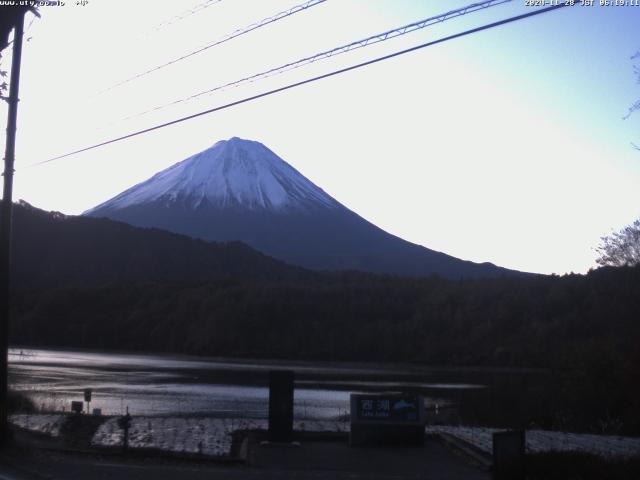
[0,9,25,447]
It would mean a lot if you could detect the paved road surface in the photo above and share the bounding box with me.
[1,437,490,480]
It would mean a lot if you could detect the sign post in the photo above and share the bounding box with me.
[84,388,92,414]
[350,394,425,446]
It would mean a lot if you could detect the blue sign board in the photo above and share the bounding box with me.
[352,394,424,423]
[350,393,426,446]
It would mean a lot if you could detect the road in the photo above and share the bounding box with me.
[0,438,490,480]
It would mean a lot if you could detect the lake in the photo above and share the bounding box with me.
[8,348,546,426]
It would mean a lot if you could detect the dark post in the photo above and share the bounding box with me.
[0,10,25,448]
[84,388,92,414]
[268,370,294,443]
[118,406,132,452]
[492,430,525,480]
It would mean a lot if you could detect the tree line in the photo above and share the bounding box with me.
[9,265,640,434]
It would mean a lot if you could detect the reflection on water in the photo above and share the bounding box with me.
[9,348,490,420]
[296,380,485,389]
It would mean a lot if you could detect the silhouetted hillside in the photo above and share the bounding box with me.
[8,201,314,289]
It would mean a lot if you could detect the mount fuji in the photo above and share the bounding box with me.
[84,137,516,278]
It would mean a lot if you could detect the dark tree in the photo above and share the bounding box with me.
[596,219,640,267]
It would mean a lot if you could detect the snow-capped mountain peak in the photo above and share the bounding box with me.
[86,137,339,213]
[84,136,517,279]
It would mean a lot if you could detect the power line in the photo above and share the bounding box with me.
[122,0,513,122]
[28,2,575,169]
[101,0,327,94]
[152,0,224,32]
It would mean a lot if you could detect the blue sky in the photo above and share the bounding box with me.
[1,0,639,275]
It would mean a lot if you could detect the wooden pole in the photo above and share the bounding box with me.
[0,10,25,447]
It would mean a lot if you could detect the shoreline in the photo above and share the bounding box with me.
[9,413,640,461]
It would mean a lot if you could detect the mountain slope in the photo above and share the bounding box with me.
[85,137,521,279]
[9,201,312,289]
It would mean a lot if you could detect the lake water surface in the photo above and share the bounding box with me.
[9,348,544,425]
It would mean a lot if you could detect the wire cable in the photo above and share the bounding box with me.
[101,0,327,94]
[152,0,224,32]
[27,2,575,169]
[120,0,513,122]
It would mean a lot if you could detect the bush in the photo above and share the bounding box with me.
[7,390,36,413]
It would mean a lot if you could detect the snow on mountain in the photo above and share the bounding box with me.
[85,136,520,279]
[85,137,339,214]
